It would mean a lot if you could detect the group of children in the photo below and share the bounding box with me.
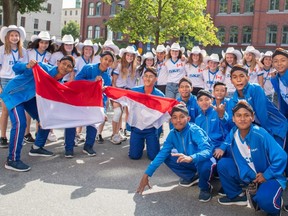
[0,25,288,216]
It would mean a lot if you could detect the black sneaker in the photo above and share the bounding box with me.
[24,133,35,144]
[218,193,247,206]
[284,205,288,212]
[29,146,54,157]
[179,174,199,187]
[218,187,226,196]
[65,150,74,158]
[5,159,31,172]
[199,185,213,202]
[0,137,9,148]
[83,146,96,157]
[96,134,104,144]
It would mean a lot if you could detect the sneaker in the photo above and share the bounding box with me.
[47,131,58,142]
[179,174,199,187]
[76,133,85,143]
[199,185,213,202]
[65,150,74,158]
[284,205,288,212]
[0,137,9,148]
[218,193,247,206]
[124,129,131,137]
[96,134,104,144]
[29,146,54,157]
[218,187,226,196]
[24,133,35,144]
[83,146,96,157]
[119,130,127,141]
[5,159,31,172]
[110,134,122,145]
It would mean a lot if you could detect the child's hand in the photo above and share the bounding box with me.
[26,60,37,69]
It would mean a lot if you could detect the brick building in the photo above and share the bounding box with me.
[80,0,127,43]
[206,0,288,53]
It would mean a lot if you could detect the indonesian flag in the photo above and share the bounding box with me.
[33,64,105,129]
[104,87,179,130]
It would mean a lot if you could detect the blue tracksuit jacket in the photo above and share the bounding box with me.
[195,106,229,152]
[176,94,200,123]
[228,124,287,189]
[145,122,212,176]
[227,82,288,139]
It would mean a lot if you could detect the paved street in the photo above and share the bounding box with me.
[0,110,287,216]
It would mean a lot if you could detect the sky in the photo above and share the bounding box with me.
[62,0,76,8]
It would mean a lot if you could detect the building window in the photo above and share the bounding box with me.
[88,3,94,16]
[65,11,67,16]
[285,0,288,10]
[229,26,238,43]
[64,21,67,25]
[110,1,116,15]
[217,27,225,44]
[269,0,279,10]
[34,19,39,29]
[96,2,101,16]
[46,21,51,31]
[242,26,252,44]
[232,0,240,13]
[87,26,93,38]
[47,3,52,13]
[266,25,277,44]
[76,10,78,15]
[282,26,288,44]
[116,32,122,40]
[244,0,254,13]
[34,31,40,35]
[70,10,72,15]
[94,26,100,38]
[20,16,26,27]
[219,0,228,13]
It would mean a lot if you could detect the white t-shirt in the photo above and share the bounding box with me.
[27,48,51,63]
[244,64,263,84]
[114,63,137,89]
[156,60,168,86]
[75,56,98,75]
[262,68,275,96]
[184,63,205,88]
[222,65,236,94]
[0,45,27,78]
[202,68,225,92]
[165,58,186,83]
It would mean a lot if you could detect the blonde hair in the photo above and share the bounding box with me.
[243,53,257,72]
[4,30,24,58]
[222,53,238,75]
[120,52,137,79]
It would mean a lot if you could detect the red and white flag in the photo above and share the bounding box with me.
[104,87,179,130]
[33,64,105,129]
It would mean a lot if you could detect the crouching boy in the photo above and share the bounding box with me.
[217,101,287,216]
[136,104,215,202]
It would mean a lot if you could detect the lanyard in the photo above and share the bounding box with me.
[11,49,19,64]
[263,68,271,85]
[35,49,47,62]
[208,69,218,91]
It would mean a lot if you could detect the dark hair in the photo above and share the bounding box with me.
[60,55,75,67]
[197,89,214,100]
[178,77,192,87]
[137,58,155,77]
[213,81,227,90]
[232,100,254,115]
[58,43,80,57]
[100,50,115,61]
[230,64,248,75]
[272,48,288,59]
[171,104,189,116]
[28,39,55,53]
[143,67,157,77]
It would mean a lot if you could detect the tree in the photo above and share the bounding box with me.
[61,21,80,40]
[105,0,220,47]
[1,0,46,26]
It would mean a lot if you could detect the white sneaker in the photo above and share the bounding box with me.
[47,131,58,142]
[119,131,127,141]
[110,134,121,145]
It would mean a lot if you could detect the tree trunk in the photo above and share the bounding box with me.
[3,0,19,25]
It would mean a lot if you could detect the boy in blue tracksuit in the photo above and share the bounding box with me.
[1,56,75,171]
[271,48,288,212]
[177,77,200,123]
[218,101,286,216]
[227,64,288,147]
[195,90,229,159]
[136,104,215,202]
[64,51,114,158]
[129,67,164,160]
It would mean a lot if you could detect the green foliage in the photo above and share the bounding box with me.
[15,0,46,14]
[61,21,80,39]
[106,0,220,46]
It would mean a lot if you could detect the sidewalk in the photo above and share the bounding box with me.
[0,110,286,216]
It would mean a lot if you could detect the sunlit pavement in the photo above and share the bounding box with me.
[0,109,287,216]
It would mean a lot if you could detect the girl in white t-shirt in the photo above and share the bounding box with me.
[0,25,27,148]
[152,45,167,94]
[136,52,155,86]
[165,43,186,99]
[184,46,206,96]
